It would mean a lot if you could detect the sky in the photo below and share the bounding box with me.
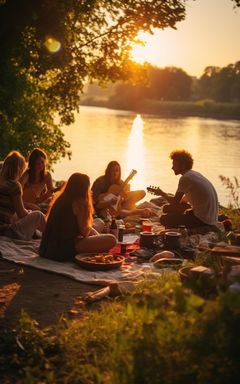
[131,0,240,78]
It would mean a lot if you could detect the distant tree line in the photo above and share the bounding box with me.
[198,62,240,102]
[106,61,240,109]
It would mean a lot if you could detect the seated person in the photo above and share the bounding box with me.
[151,150,218,229]
[20,148,55,212]
[0,151,46,240]
[92,161,152,219]
[39,173,116,262]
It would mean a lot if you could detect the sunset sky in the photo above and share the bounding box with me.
[131,0,240,77]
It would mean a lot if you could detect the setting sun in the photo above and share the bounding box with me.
[130,31,154,64]
[130,30,173,68]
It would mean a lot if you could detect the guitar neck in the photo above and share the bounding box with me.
[116,171,136,195]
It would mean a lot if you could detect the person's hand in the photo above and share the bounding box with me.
[141,208,155,218]
[110,195,118,205]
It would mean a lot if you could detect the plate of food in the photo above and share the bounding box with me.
[75,253,125,271]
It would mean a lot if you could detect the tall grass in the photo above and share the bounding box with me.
[1,275,240,384]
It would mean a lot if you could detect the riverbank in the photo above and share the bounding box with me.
[81,98,240,120]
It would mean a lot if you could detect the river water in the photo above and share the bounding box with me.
[53,106,240,207]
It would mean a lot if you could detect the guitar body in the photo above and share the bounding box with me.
[98,170,137,218]
[98,185,127,217]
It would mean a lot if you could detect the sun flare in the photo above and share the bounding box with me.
[130,29,181,70]
[130,31,153,64]
[126,114,146,190]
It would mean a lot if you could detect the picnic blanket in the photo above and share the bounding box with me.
[0,234,163,289]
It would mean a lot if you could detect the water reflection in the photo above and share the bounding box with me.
[53,106,240,206]
[125,114,146,190]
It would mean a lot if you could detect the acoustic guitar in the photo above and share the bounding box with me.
[147,185,191,212]
[147,186,164,196]
[98,169,137,217]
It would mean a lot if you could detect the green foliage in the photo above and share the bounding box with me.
[0,0,187,163]
[1,278,240,383]
[109,65,193,109]
[198,62,240,102]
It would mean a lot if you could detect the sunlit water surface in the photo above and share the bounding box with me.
[53,106,240,207]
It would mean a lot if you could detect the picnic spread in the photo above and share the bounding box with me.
[1,201,240,301]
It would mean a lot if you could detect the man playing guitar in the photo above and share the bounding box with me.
[92,161,152,219]
[147,150,218,229]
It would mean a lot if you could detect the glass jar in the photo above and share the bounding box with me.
[179,225,188,238]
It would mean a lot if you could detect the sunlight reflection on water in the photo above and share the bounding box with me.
[53,106,240,206]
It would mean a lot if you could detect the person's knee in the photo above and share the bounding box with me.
[93,218,105,233]
[30,211,46,229]
[140,190,146,199]
[160,214,167,226]
[107,234,117,248]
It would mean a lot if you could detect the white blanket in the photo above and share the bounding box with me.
[0,235,160,286]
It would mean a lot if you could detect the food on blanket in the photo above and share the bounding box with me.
[82,254,123,264]
[150,251,175,262]
[75,253,125,271]
[124,222,136,233]
[153,258,183,269]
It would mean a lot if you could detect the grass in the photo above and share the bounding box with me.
[1,269,240,384]
[1,198,239,383]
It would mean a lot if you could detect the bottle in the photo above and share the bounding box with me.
[118,224,124,242]
[110,216,118,238]
[104,209,112,234]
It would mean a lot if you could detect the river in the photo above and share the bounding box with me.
[53,106,240,207]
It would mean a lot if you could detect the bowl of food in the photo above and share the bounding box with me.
[153,258,183,269]
[75,253,125,271]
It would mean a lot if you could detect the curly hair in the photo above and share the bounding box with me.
[170,150,193,170]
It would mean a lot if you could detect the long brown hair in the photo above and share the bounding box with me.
[0,151,26,181]
[104,161,121,188]
[28,148,47,183]
[47,173,93,235]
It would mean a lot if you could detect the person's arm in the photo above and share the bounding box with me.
[92,178,118,210]
[45,172,54,191]
[36,173,54,203]
[73,200,91,237]
[12,191,29,219]
[19,171,29,188]
[152,187,184,205]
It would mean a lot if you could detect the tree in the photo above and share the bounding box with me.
[147,65,192,100]
[198,62,240,102]
[0,0,187,163]
[0,0,239,163]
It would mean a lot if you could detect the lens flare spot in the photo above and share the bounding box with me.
[44,37,61,53]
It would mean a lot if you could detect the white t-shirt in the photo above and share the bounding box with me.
[177,170,218,225]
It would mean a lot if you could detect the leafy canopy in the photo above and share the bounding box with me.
[0,0,187,163]
[0,0,239,163]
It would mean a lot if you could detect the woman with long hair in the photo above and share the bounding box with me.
[20,148,55,211]
[92,160,152,218]
[0,151,46,240]
[40,173,116,262]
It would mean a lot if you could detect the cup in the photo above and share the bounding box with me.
[164,231,181,250]
[139,232,156,249]
[142,220,153,232]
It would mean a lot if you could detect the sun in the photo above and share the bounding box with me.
[130,29,179,70]
[130,31,153,64]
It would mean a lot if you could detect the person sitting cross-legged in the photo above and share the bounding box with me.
[40,173,116,262]
[155,150,219,229]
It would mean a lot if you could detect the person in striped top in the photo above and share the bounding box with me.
[0,151,46,240]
